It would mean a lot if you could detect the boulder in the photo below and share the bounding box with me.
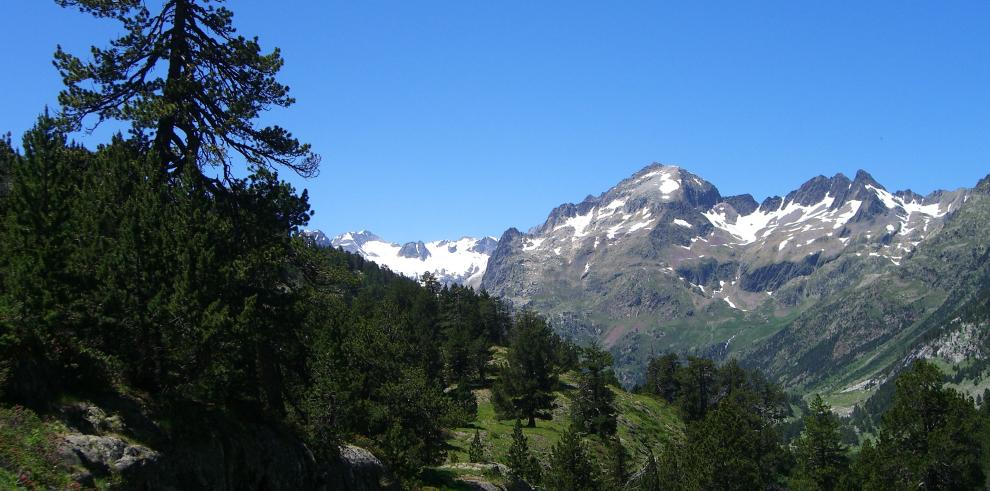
[58,433,159,476]
[327,444,396,490]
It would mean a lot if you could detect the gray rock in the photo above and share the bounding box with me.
[397,240,431,260]
[58,433,159,476]
[328,444,396,491]
[720,194,759,215]
[469,236,499,255]
[61,401,125,434]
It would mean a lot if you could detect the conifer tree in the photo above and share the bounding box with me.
[604,436,629,489]
[469,429,485,463]
[494,310,559,427]
[571,344,618,436]
[644,353,680,402]
[0,132,11,207]
[792,394,847,490]
[675,356,717,421]
[506,419,541,486]
[863,360,984,489]
[545,426,600,491]
[0,114,89,401]
[54,0,319,180]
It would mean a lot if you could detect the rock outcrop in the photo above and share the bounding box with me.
[52,399,395,490]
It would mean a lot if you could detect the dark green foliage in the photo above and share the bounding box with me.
[792,395,848,491]
[295,250,503,479]
[0,114,99,404]
[440,284,492,385]
[640,356,789,490]
[506,419,541,486]
[634,451,661,491]
[493,310,561,427]
[603,436,629,489]
[674,356,718,421]
[682,393,784,490]
[0,113,511,482]
[55,0,319,179]
[469,429,485,463]
[641,354,787,426]
[571,344,618,436]
[856,360,984,490]
[0,115,315,411]
[545,426,600,491]
[643,352,680,402]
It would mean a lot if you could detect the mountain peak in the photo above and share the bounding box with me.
[853,169,882,189]
[321,231,498,287]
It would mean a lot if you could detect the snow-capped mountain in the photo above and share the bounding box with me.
[303,230,497,287]
[483,164,966,310]
[480,162,983,387]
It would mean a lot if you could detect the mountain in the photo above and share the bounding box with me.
[481,162,985,405]
[302,229,498,287]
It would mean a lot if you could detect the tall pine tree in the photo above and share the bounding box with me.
[545,426,600,491]
[506,419,541,486]
[493,310,559,427]
[863,360,984,489]
[792,394,847,491]
[571,344,618,436]
[54,0,319,180]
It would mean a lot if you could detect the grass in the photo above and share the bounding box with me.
[426,366,683,489]
[0,405,78,490]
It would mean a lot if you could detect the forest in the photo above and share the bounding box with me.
[1,1,989,490]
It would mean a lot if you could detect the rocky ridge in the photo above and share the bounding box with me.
[479,163,981,392]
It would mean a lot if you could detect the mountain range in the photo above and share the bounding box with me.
[301,229,497,287]
[314,163,990,411]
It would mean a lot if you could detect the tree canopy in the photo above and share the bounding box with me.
[54,0,319,180]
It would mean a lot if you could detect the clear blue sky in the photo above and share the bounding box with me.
[2,1,988,243]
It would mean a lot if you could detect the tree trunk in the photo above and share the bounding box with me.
[155,0,191,173]
[528,413,536,428]
[257,342,285,418]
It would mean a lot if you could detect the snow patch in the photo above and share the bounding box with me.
[522,238,545,251]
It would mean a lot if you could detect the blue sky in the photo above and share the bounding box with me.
[2,1,989,243]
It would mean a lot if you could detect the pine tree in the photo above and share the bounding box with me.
[0,114,90,402]
[54,0,319,179]
[644,353,680,401]
[792,394,847,490]
[506,419,540,486]
[864,360,984,489]
[469,429,485,463]
[604,436,629,489]
[495,310,559,427]
[683,391,784,490]
[545,426,599,491]
[0,132,12,208]
[571,344,618,436]
[675,356,717,421]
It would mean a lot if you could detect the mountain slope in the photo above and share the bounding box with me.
[480,163,980,389]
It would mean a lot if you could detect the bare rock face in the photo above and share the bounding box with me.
[330,444,396,491]
[58,433,159,476]
[398,240,431,260]
[52,399,398,490]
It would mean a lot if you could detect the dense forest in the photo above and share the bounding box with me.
[2,1,990,490]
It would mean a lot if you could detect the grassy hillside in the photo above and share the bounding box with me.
[424,348,684,489]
